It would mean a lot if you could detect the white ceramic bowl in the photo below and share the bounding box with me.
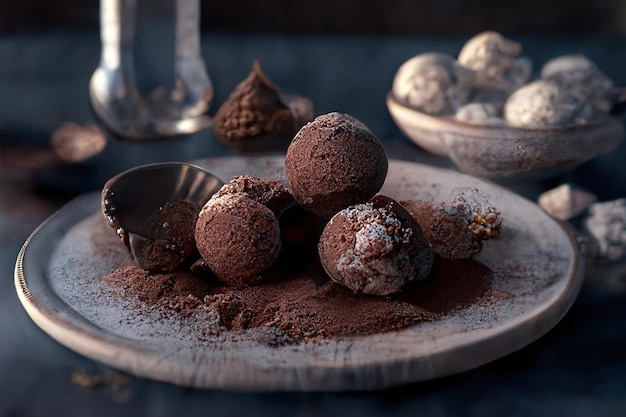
[387,93,624,178]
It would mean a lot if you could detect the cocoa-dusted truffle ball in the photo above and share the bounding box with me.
[285,112,388,218]
[214,175,294,219]
[213,60,298,152]
[402,200,479,259]
[402,188,502,259]
[318,195,433,296]
[132,199,199,273]
[194,193,281,287]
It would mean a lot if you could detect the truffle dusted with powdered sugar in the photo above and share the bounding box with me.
[318,195,433,296]
[194,193,281,287]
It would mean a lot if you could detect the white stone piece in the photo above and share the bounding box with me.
[583,198,626,261]
[538,183,597,220]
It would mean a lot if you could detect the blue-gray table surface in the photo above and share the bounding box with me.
[1,30,625,416]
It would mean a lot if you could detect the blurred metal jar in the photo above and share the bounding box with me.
[90,0,213,140]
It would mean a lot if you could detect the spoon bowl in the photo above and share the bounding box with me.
[101,162,224,254]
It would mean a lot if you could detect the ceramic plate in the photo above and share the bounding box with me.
[15,156,583,391]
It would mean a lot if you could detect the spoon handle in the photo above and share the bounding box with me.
[90,0,213,140]
[174,0,214,117]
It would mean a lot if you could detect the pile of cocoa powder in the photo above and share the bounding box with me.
[103,253,492,345]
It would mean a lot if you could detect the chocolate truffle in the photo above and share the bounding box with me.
[194,193,281,287]
[458,31,531,93]
[402,188,502,259]
[503,79,593,127]
[132,199,199,273]
[392,52,474,115]
[318,195,433,296]
[285,112,388,218]
[213,175,294,219]
[541,54,615,113]
[213,60,298,152]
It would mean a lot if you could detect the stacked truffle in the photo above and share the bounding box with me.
[284,112,388,218]
[392,30,620,127]
[281,113,436,295]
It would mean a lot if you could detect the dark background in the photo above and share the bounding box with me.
[1,0,625,35]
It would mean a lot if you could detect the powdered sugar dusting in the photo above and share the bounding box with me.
[356,222,395,254]
[199,192,245,216]
[320,198,428,296]
[344,202,413,250]
[337,249,365,273]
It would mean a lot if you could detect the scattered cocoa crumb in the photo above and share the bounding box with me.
[71,368,128,390]
[50,122,107,163]
[103,266,215,313]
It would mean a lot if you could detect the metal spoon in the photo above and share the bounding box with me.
[101,162,223,268]
[89,0,213,140]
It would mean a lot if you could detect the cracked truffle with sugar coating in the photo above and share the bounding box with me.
[401,188,502,259]
[285,112,388,218]
[318,195,433,296]
[194,193,281,287]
